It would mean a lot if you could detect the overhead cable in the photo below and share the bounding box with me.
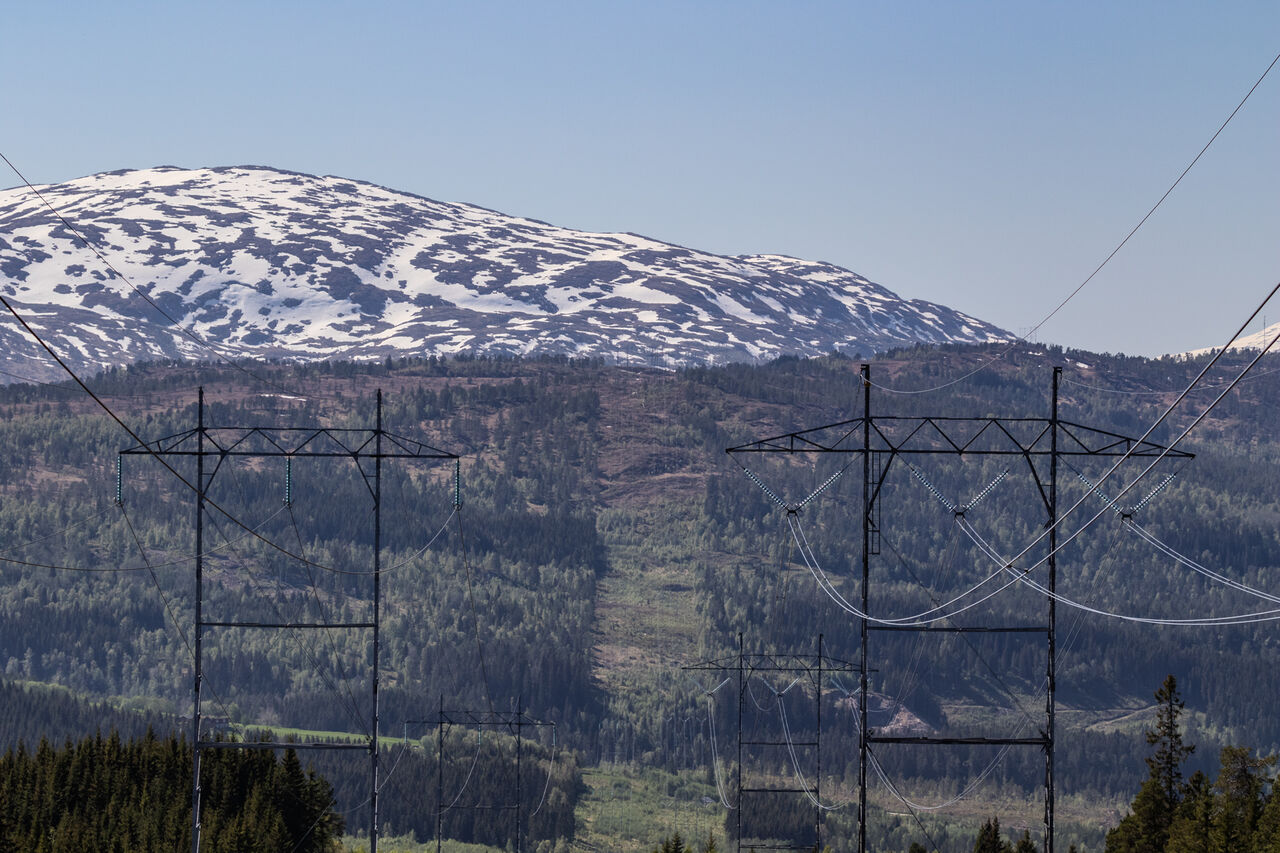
[287,501,370,733]
[789,511,1023,626]
[703,686,737,810]
[529,727,559,818]
[204,508,370,736]
[0,151,328,405]
[0,503,290,573]
[2,290,458,580]
[1060,360,1280,396]
[118,502,240,729]
[1004,312,1280,580]
[1069,469,1280,605]
[437,725,486,814]
[869,48,1280,395]
[958,515,1280,626]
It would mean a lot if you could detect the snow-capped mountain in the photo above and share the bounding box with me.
[0,166,1010,382]
[1178,321,1280,359]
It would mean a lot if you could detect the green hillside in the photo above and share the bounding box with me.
[1,344,1277,850]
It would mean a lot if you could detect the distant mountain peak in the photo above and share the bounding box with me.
[0,166,1011,382]
[1176,321,1280,359]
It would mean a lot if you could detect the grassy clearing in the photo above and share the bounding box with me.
[572,763,1116,852]
[233,724,410,750]
[576,765,725,853]
[343,836,502,853]
[594,502,709,688]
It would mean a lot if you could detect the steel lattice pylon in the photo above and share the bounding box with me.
[686,634,859,853]
[727,365,1194,853]
[122,388,458,853]
[406,699,555,853]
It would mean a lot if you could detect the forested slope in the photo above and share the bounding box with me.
[0,344,1276,844]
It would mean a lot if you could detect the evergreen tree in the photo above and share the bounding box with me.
[650,831,725,853]
[0,732,341,852]
[1147,675,1195,807]
[1107,778,1173,853]
[1107,675,1196,853]
[1210,745,1273,852]
[651,831,688,853]
[1253,782,1280,853]
[973,817,1013,853]
[1166,770,1213,853]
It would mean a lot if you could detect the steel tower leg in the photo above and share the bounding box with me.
[371,390,382,853]
[1046,367,1059,853]
[191,387,205,853]
[858,364,870,853]
[737,632,744,853]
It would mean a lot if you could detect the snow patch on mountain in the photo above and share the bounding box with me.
[0,166,1011,382]
[1176,321,1280,359]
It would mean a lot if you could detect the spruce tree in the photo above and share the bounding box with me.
[1210,745,1273,851]
[1107,675,1196,853]
[1253,778,1280,853]
[973,817,1012,853]
[1165,770,1213,853]
[1147,675,1195,807]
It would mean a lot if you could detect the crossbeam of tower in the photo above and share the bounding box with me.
[121,388,458,853]
[727,365,1194,853]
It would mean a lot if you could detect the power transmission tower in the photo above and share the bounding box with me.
[686,634,859,852]
[122,388,458,853]
[407,699,555,853]
[727,365,1194,853]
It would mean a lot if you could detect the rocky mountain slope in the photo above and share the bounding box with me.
[0,166,1010,381]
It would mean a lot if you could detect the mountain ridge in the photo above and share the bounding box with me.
[0,165,1010,381]
[1177,319,1280,358]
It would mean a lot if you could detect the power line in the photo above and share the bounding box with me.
[1005,313,1280,579]
[0,365,79,389]
[789,511,1021,626]
[0,504,290,573]
[869,48,1280,396]
[455,506,496,717]
[204,509,370,736]
[287,502,371,728]
[118,502,239,727]
[1125,518,1280,606]
[958,516,1280,627]
[0,504,114,557]
[1059,359,1280,396]
[0,290,429,579]
[0,151,334,405]
[898,457,1280,626]
[876,519,1041,729]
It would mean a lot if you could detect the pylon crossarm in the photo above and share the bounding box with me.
[726,417,866,453]
[730,415,1194,459]
[684,654,858,675]
[122,426,459,459]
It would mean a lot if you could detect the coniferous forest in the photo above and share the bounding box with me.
[0,730,341,852]
[0,344,1278,851]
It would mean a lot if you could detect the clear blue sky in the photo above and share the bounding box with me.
[3,1,1277,356]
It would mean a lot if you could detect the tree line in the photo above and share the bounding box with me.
[1107,675,1280,853]
[0,347,1277,843]
[0,730,341,852]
